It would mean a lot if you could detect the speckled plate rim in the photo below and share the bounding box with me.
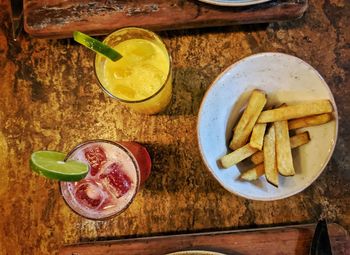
[197,52,339,201]
[166,251,226,255]
[198,0,271,7]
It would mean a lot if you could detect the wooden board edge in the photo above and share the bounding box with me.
[59,222,348,252]
[23,1,309,39]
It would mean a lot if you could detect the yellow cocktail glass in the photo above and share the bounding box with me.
[94,27,172,114]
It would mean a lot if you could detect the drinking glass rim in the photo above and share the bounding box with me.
[94,27,172,104]
[59,139,141,220]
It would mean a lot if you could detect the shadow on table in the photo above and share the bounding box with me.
[78,219,317,243]
[159,24,269,40]
[158,18,307,41]
[158,67,212,117]
[140,141,225,194]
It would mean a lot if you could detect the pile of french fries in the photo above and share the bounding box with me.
[219,90,334,187]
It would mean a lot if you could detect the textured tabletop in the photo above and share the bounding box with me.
[0,0,349,254]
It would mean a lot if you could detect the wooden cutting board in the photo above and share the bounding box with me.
[59,223,349,255]
[24,0,308,38]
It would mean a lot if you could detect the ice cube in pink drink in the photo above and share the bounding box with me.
[100,163,132,198]
[84,145,107,176]
[75,181,104,208]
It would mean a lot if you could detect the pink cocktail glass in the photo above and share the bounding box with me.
[60,140,151,220]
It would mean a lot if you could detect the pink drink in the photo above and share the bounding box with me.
[60,140,151,220]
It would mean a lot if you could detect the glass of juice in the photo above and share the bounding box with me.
[94,27,172,114]
[60,140,151,220]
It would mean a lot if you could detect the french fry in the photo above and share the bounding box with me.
[288,113,332,130]
[263,126,278,187]
[251,151,264,165]
[274,121,295,176]
[229,90,267,150]
[240,163,264,181]
[251,131,310,164]
[249,123,267,150]
[290,131,311,148]
[257,100,333,123]
[220,144,258,169]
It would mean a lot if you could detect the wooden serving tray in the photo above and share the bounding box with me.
[24,0,308,38]
[59,223,349,255]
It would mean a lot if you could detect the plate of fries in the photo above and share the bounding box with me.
[197,53,338,200]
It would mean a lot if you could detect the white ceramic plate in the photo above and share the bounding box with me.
[197,52,338,201]
[166,251,226,255]
[198,0,271,7]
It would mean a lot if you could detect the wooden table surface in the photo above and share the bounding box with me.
[0,0,349,254]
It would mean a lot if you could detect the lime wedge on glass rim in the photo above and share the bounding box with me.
[30,151,89,181]
[73,31,122,61]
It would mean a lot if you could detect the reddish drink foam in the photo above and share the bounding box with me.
[60,140,150,220]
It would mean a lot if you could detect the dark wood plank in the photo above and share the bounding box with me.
[23,0,308,38]
[59,223,350,255]
[0,0,12,37]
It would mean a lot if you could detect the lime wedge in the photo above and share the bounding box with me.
[30,151,89,181]
[73,31,122,61]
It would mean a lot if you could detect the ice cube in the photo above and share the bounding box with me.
[113,66,133,79]
[115,84,136,99]
[84,145,107,176]
[135,63,164,98]
[100,163,132,198]
[74,181,104,208]
[130,40,156,60]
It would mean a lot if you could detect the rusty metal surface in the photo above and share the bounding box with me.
[0,0,349,254]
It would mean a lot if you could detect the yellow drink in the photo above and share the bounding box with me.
[95,28,172,114]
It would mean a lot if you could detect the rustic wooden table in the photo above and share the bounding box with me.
[0,1,349,254]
